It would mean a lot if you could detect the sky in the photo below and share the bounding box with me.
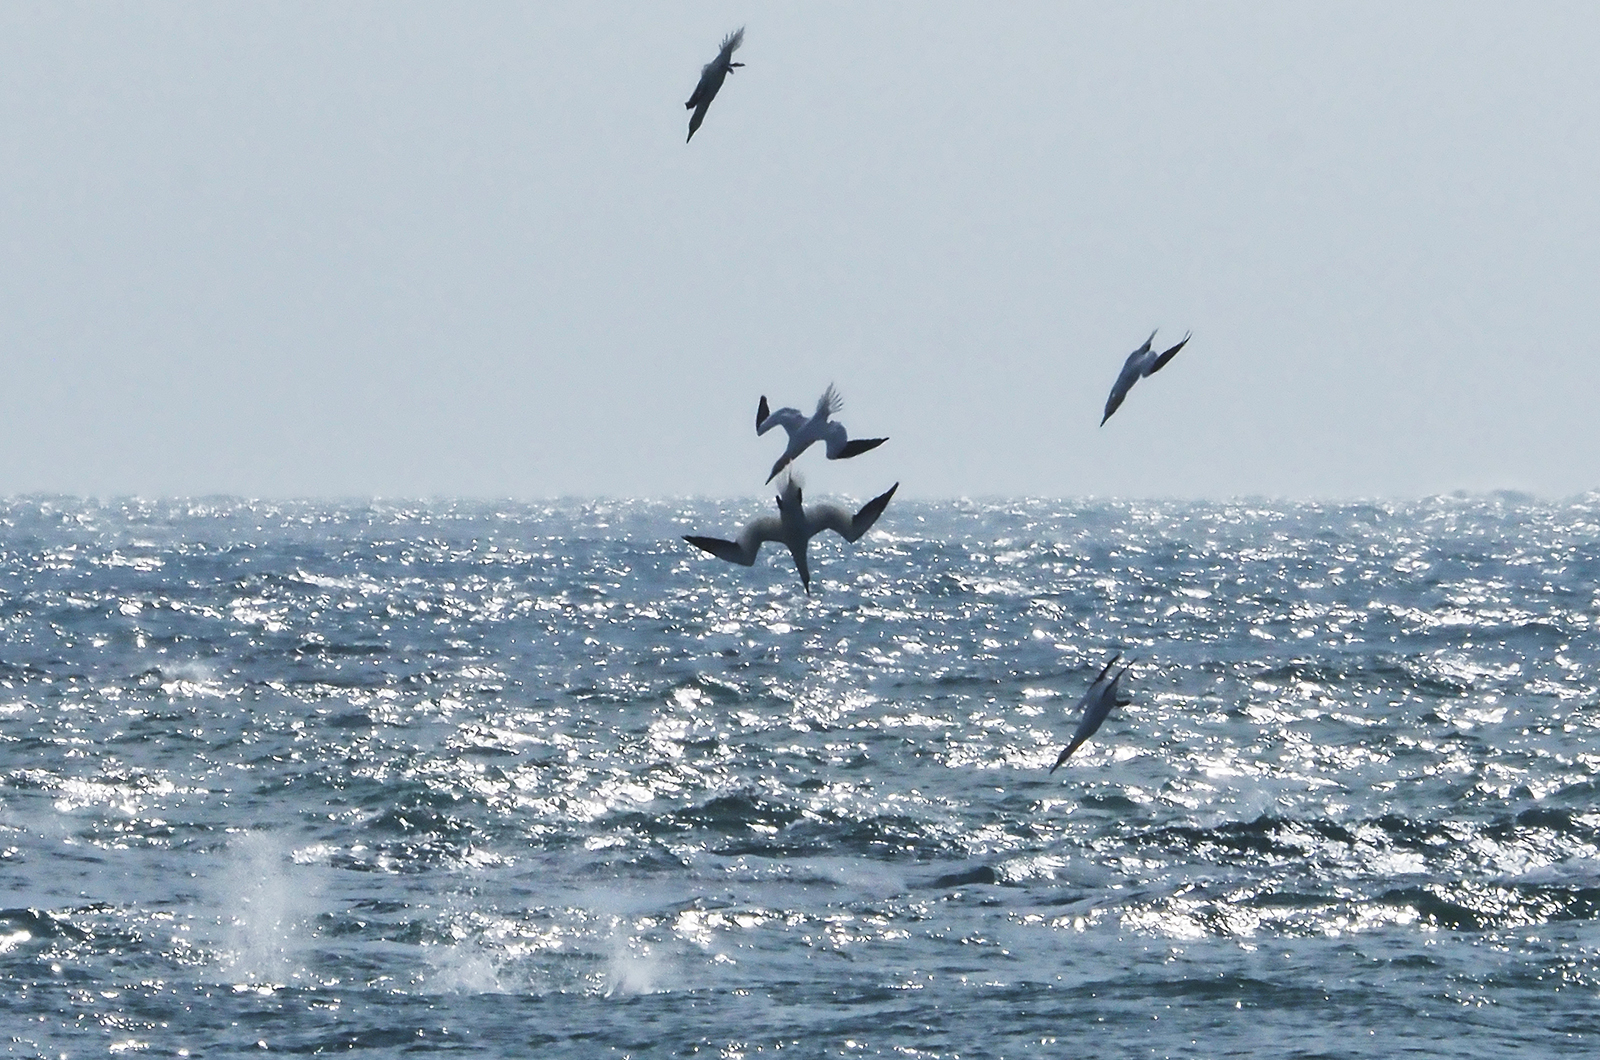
[1,2,1597,501]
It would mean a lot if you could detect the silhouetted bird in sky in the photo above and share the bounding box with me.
[1101,330,1191,425]
[684,477,898,594]
[756,385,888,484]
[685,27,745,142]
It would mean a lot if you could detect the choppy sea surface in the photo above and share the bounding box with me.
[2,494,1599,1058]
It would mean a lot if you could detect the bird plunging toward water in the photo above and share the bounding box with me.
[1100,330,1191,426]
[685,27,745,142]
[683,477,898,594]
[756,385,888,484]
[1050,653,1133,772]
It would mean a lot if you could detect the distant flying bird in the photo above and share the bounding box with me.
[757,384,888,484]
[685,27,745,142]
[1049,653,1133,772]
[684,478,898,594]
[1100,330,1191,426]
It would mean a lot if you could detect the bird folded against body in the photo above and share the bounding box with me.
[1101,330,1191,426]
[685,27,745,142]
[1050,653,1134,772]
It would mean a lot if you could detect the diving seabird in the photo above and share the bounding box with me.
[683,478,898,594]
[1100,330,1191,426]
[685,27,745,142]
[1049,653,1133,772]
[756,385,888,484]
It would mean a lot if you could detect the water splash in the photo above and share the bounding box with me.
[214,830,311,986]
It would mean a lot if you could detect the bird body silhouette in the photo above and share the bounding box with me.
[756,385,888,484]
[1101,330,1191,425]
[1050,654,1133,771]
[686,27,745,142]
[684,478,898,593]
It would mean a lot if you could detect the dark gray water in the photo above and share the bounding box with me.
[2,495,1598,1057]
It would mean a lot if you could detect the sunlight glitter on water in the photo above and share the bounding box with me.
[3,495,1600,1055]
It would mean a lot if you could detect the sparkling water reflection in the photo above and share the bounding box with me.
[1,495,1597,1056]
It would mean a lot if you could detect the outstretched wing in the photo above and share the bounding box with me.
[849,483,898,540]
[684,535,750,565]
[719,26,745,58]
[819,420,849,457]
[735,514,784,554]
[819,420,889,460]
[757,401,807,438]
[684,514,781,566]
[809,483,898,543]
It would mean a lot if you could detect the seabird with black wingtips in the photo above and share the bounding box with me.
[684,477,898,594]
[1101,330,1191,426]
[756,385,888,484]
[685,27,745,142]
[1050,653,1134,772]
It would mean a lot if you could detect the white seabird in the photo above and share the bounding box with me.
[1100,330,1191,426]
[685,27,745,142]
[1049,653,1133,772]
[756,384,888,484]
[683,477,898,594]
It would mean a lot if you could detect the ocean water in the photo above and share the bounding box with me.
[1,494,1598,1058]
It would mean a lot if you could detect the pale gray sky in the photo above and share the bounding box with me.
[1,2,1596,500]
